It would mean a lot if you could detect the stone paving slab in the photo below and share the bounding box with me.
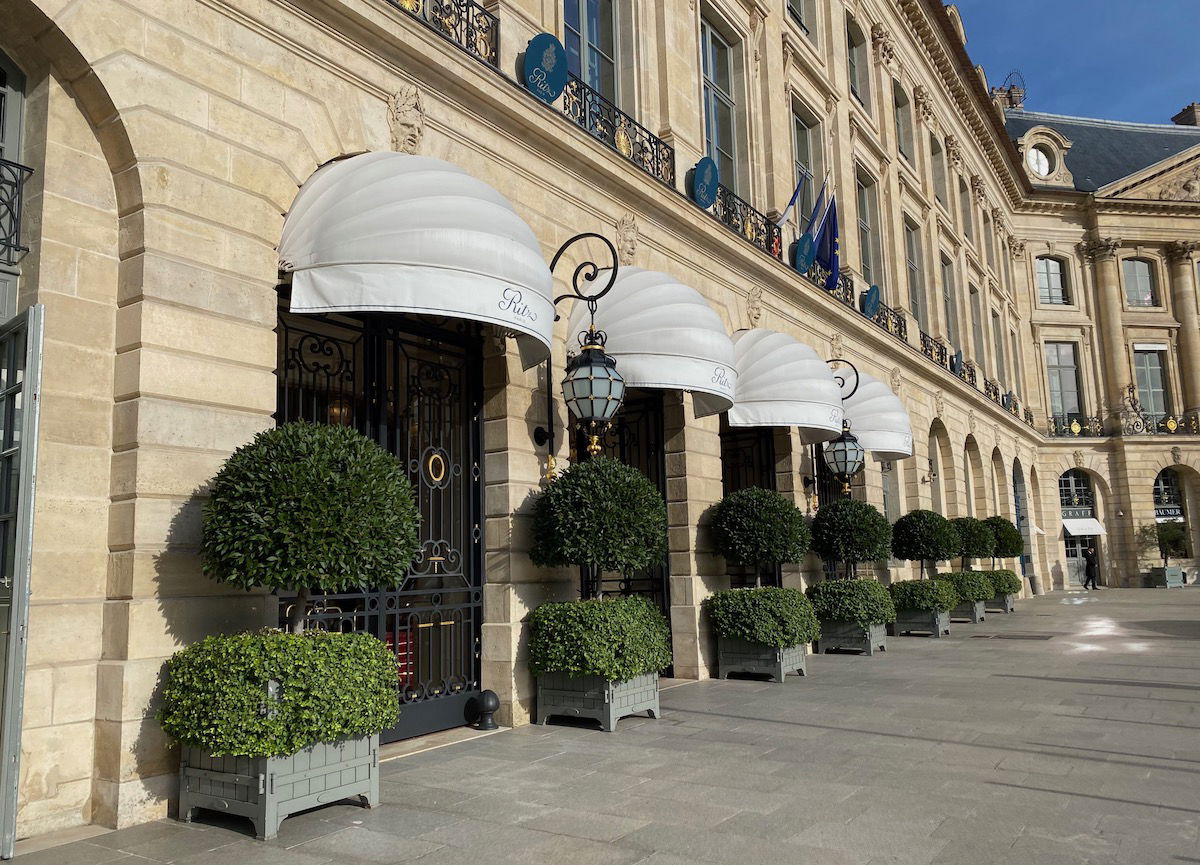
[15,588,1200,865]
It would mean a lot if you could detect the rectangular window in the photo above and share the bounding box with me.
[701,20,737,191]
[857,168,882,290]
[1044,342,1083,418]
[787,0,815,36]
[941,257,960,347]
[969,285,986,375]
[983,213,996,268]
[792,107,822,232]
[893,81,913,162]
[0,52,25,162]
[1134,350,1172,416]
[846,17,869,110]
[1036,257,1070,304]
[1123,258,1159,307]
[958,177,973,241]
[1010,330,1022,397]
[991,310,1006,385]
[564,0,618,103]
[904,220,927,331]
[931,135,947,204]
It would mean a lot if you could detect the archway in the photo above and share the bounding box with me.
[1012,458,1030,582]
[1057,468,1111,587]
[928,419,958,517]
[963,435,985,516]
[991,447,1010,518]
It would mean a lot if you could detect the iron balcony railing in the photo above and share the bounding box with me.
[983,379,1003,405]
[0,159,33,267]
[710,183,782,260]
[1006,393,1021,417]
[562,75,675,188]
[871,302,908,341]
[1023,407,1036,427]
[1048,414,1106,437]
[1124,412,1200,436]
[957,360,978,388]
[387,0,499,66]
[919,331,948,369]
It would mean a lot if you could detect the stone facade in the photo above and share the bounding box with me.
[0,0,1197,842]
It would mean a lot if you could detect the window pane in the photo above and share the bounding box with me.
[591,0,615,56]
[1124,259,1157,306]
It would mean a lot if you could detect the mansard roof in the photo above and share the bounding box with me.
[1005,109,1200,193]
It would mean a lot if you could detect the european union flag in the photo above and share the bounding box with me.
[814,194,840,290]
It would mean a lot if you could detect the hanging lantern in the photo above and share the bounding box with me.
[822,420,865,495]
[562,328,626,455]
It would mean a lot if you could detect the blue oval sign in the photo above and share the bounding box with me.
[860,284,881,318]
[523,34,568,103]
[793,232,816,273]
[689,156,720,209]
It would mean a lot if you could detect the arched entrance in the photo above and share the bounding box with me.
[963,435,985,516]
[1059,469,1104,587]
[1013,459,1031,582]
[928,420,957,516]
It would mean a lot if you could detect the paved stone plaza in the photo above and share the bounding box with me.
[21,588,1199,865]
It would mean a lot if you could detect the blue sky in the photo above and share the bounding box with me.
[954,1,1199,125]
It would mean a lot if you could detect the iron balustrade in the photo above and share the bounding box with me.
[1048,414,1106,437]
[1125,413,1200,436]
[0,159,33,267]
[710,183,782,260]
[1007,394,1021,417]
[387,0,499,67]
[1023,407,1036,427]
[919,331,949,369]
[871,301,908,341]
[958,360,978,388]
[984,379,1002,405]
[562,75,675,188]
[804,263,855,307]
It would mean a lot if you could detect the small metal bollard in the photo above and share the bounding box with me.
[475,690,500,730]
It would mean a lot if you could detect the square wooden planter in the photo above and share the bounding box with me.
[949,600,986,623]
[889,609,950,637]
[816,620,887,655]
[1147,566,1185,588]
[178,733,380,840]
[536,671,659,733]
[985,593,1016,613]
[717,635,807,682]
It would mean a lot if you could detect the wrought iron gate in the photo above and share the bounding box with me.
[0,306,42,859]
[276,307,483,741]
[719,420,780,588]
[573,391,670,619]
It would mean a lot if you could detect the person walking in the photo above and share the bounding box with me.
[1082,545,1099,590]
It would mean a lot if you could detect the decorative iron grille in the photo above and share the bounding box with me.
[920,331,948,369]
[276,306,484,741]
[871,301,908,341]
[719,420,780,589]
[562,75,675,187]
[805,264,855,307]
[710,183,782,259]
[1129,413,1200,435]
[1048,414,1106,437]
[984,379,1002,405]
[957,360,978,388]
[0,160,33,267]
[1023,407,1036,427]
[387,0,499,67]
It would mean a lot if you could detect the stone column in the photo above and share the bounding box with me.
[1167,241,1200,413]
[1080,237,1129,418]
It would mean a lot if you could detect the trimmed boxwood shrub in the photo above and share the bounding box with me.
[159,630,399,758]
[985,516,1024,560]
[935,571,994,603]
[528,595,671,682]
[891,510,960,577]
[805,578,896,627]
[811,499,892,577]
[710,487,811,567]
[530,457,667,593]
[703,587,820,649]
[202,422,421,631]
[984,569,1022,596]
[951,517,996,570]
[888,579,960,613]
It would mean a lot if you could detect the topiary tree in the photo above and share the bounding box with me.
[985,569,1023,597]
[811,499,892,579]
[528,595,672,681]
[805,578,896,627]
[891,510,960,579]
[202,422,421,632]
[703,587,821,648]
[950,516,995,571]
[934,570,994,603]
[984,516,1024,567]
[1135,521,1190,566]
[530,456,668,598]
[888,579,959,613]
[710,487,811,587]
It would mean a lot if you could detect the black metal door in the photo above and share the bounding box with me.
[719,419,780,587]
[573,391,670,619]
[276,307,483,741]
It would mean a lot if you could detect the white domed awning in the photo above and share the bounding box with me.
[565,268,736,417]
[842,371,913,461]
[278,152,553,369]
[728,328,843,443]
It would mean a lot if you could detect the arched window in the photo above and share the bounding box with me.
[1058,469,1094,513]
[1153,468,1184,520]
[1123,258,1159,307]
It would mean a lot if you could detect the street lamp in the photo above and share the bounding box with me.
[823,420,865,495]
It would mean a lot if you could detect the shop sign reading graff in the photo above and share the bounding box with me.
[523,34,568,103]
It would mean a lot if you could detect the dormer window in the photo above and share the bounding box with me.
[1027,144,1053,178]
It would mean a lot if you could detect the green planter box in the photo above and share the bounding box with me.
[536,671,659,733]
[817,620,887,655]
[1146,566,1185,588]
[889,609,950,637]
[717,635,807,682]
[178,733,379,840]
[949,600,986,623]
[985,593,1016,613]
